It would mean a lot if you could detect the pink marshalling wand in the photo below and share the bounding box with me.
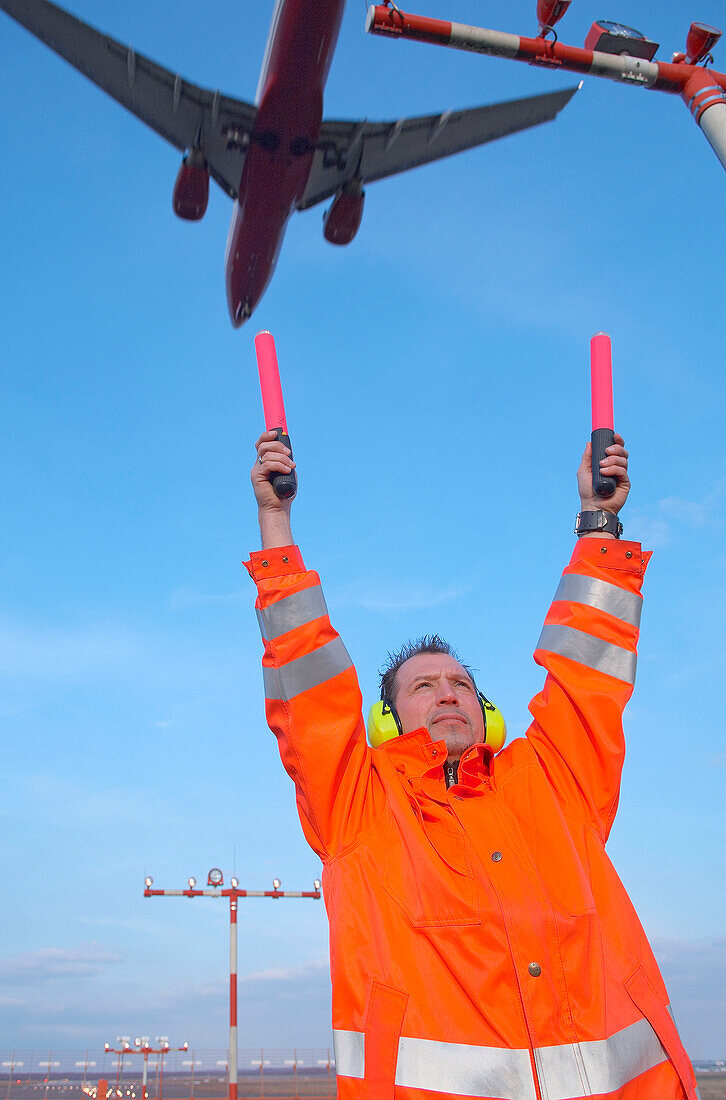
[254,330,297,500]
[590,332,616,498]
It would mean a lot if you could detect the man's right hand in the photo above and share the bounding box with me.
[252,430,296,548]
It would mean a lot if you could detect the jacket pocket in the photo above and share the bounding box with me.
[624,966,698,1100]
[383,803,480,927]
[361,981,408,1100]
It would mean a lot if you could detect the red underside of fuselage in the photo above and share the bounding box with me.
[225,0,345,326]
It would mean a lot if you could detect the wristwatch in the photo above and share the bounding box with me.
[575,510,623,538]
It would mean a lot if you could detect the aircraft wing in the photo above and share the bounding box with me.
[0,0,257,199]
[297,86,578,210]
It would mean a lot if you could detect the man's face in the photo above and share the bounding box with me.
[393,653,485,760]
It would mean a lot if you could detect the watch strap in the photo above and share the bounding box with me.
[575,510,623,538]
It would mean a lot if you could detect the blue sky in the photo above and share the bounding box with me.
[1,0,724,1064]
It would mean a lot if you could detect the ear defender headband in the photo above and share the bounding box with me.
[366,689,507,753]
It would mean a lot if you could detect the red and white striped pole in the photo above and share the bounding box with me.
[144,869,322,1100]
[229,898,238,1100]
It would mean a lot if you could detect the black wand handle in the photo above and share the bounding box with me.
[270,428,297,500]
[591,427,616,498]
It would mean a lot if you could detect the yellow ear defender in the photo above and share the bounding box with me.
[367,691,507,753]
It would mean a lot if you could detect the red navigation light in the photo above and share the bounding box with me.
[537,0,570,32]
[685,22,721,64]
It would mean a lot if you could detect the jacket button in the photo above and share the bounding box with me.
[282,555,289,563]
[528,962,542,977]
[600,547,607,554]
[491,851,503,862]
[261,560,269,568]
[625,551,633,559]
[431,749,438,756]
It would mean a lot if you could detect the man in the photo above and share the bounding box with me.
[245,430,698,1100]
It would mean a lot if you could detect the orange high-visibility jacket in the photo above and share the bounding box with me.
[245,538,698,1100]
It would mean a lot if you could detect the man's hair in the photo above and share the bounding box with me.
[379,634,476,706]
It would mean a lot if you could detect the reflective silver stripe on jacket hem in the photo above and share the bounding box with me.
[333,1030,364,1079]
[263,636,352,701]
[334,1017,667,1099]
[396,1036,536,1099]
[536,623,637,684]
[533,1016,667,1099]
[553,573,642,628]
[256,585,328,641]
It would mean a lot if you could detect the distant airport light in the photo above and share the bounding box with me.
[536,0,570,33]
[314,879,321,891]
[144,877,153,888]
[207,868,224,886]
[272,878,281,890]
[686,22,722,64]
[230,876,239,889]
[187,877,197,889]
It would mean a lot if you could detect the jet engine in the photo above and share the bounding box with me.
[323,182,365,245]
[172,149,209,221]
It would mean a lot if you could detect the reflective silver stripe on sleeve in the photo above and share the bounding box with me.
[396,1036,536,1100]
[553,574,642,628]
[332,1030,364,1080]
[263,636,353,701]
[536,624,637,684]
[256,585,328,641]
[534,1017,667,1099]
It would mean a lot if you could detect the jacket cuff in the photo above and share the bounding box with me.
[244,545,306,581]
[570,538,651,575]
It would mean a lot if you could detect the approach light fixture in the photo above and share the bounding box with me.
[133,1039,141,1048]
[144,876,153,888]
[686,21,722,64]
[207,868,224,886]
[230,876,239,889]
[272,878,281,890]
[583,21,659,60]
[187,877,197,888]
[536,0,570,33]
[314,880,321,891]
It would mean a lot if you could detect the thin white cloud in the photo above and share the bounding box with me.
[652,936,726,1060]
[629,482,725,549]
[0,942,121,984]
[332,581,470,613]
[241,959,329,985]
[168,588,246,610]
[0,620,137,677]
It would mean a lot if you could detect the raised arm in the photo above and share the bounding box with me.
[525,435,650,841]
[246,432,379,860]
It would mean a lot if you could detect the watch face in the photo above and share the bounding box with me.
[598,20,645,40]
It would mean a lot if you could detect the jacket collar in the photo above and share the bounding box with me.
[378,727,493,785]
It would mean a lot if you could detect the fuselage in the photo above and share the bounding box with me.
[225,0,345,325]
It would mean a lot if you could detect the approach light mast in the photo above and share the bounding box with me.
[366,4,726,171]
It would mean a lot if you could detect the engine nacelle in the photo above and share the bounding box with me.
[323,184,365,245]
[173,151,209,221]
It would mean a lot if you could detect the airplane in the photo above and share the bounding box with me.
[0,0,578,327]
[366,1,726,174]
